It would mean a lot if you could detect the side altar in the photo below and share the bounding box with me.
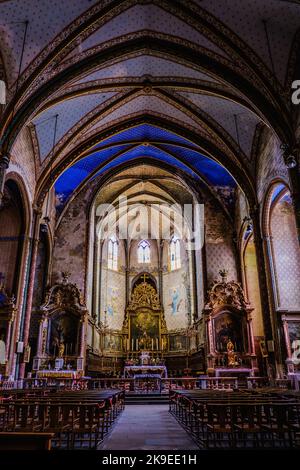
[32,272,88,376]
[204,270,258,377]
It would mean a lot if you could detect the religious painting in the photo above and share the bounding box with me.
[106,286,119,316]
[168,287,184,315]
[104,333,122,351]
[288,321,300,347]
[49,312,79,356]
[131,310,159,348]
[213,312,245,353]
[288,321,300,369]
[169,334,187,351]
[23,345,31,363]
[259,340,268,358]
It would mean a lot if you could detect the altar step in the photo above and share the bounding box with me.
[125,393,169,405]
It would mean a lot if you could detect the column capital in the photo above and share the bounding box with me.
[0,154,9,169]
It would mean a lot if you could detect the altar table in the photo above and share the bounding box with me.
[36,370,78,379]
[123,365,168,378]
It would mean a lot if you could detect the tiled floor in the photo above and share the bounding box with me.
[99,404,199,450]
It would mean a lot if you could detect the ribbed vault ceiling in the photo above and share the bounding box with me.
[0,0,298,215]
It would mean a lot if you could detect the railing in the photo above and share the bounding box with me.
[0,375,294,392]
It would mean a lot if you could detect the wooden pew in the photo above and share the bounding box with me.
[0,432,54,450]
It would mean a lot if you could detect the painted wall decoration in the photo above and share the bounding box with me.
[163,268,189,330]
[106,286,119,316]
[169,287,184,315]
[100,268,126,330]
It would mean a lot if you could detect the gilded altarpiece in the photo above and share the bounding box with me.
[122,279,168,354]
[204,271,257,376]
[33,273,88,373]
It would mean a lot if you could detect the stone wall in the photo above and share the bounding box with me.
[256,127,288,203]
[271,195,300,310]
[204,200,237,286]
[9,127,37,202]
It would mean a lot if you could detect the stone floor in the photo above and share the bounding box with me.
[99,404,199,450]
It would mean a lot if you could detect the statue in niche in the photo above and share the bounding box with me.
[0,331,6,365]
[139,330,152,350]
[50,313,78,357]
[58,342,65,358]
[227,339,237,367]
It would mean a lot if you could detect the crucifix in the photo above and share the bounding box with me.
[142,273,149,283]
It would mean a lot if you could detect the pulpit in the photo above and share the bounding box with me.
[204,270,258,377]
[32,272,88,375]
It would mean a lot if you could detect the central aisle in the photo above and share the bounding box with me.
[99,404,199,450]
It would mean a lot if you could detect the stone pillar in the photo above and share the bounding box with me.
[250,205,276,372]
[18,209,41,379]
[8,234,31,379]
[78,314,87,371]
[0,155,9,206]
[281,144,300,245]
[5,320,13,363]
[92,237,99,321]
[125,240,130,305]
[158,240,164,305]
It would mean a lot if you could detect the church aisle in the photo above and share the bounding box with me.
[99,404,199,450]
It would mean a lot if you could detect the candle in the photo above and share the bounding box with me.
[136,339,138,351]
[156,338,159,350]
[152,338,154,351]
[132,339,134,351]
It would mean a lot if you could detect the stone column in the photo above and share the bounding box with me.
[281,144,300,245]
[250,205,276,372]
[0,155,9,206]
[78,314,87,371]
[158,240,164,305]
[8,235,31,379]
[92,237,99,321]
[125,240,130,305]
[18,209,41,379]
[5,319,13,363]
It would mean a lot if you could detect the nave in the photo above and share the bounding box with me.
[0,0,300,454]
[99,404,198,451]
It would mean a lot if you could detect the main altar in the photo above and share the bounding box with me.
[121,278,169,390]
[124,351,168,378]
[122,276,168,356]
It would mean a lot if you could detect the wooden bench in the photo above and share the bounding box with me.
[0,432,54,450]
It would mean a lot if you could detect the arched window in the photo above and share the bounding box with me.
[170,236,181,271]
[107,236,118,271]
[138,240,150,264]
